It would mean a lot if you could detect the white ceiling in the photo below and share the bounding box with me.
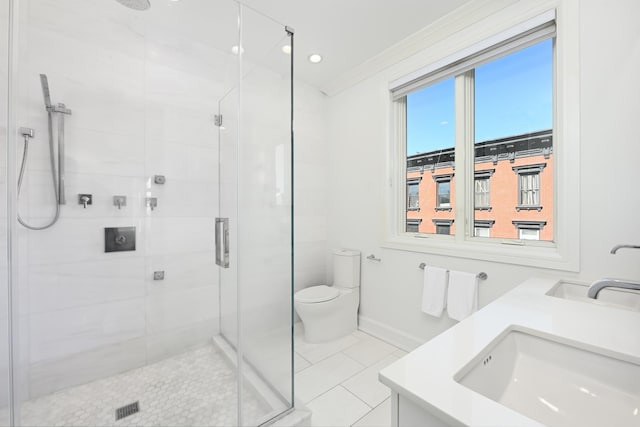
[240,0,473,91]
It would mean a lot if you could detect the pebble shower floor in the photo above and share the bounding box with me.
[13,344,268,426]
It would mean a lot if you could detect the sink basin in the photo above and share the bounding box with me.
[455,327,640,427]
[547,280,640,312]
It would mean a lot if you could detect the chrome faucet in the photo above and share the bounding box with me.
[588,278,640,299]
[587,244,640,298]
[610,244,640,254]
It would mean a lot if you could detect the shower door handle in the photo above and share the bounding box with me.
[215,218,229,268]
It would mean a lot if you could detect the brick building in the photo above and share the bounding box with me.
[406,129,553,240]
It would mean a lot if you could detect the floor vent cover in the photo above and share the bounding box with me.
[115,401,140,421]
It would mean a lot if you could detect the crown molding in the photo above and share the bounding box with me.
[320,0,558,97]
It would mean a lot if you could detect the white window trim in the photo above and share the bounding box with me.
[383,1,580,272]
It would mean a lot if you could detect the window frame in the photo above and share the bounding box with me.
[383,6,581,272]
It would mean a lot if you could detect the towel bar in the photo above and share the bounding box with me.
[418,263,488,280]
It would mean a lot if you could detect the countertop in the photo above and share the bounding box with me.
[378,277,640,426]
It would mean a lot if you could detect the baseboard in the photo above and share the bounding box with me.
[358,315,425,352]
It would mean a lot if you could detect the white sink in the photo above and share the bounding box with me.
[455,327,640,427]
[547,280,640,312]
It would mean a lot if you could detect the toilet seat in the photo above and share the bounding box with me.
[295,285,340,304]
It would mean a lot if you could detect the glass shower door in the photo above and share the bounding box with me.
[217,5,294,425]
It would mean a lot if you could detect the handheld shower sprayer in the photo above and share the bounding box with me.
[17,74,72,230]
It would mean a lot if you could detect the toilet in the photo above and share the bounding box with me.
[294,249,361,343]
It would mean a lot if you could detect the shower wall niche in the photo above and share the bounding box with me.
[3,0,295,425]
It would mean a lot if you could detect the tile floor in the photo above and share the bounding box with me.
[295,326,406,427]
[4,329,405,427]
[15,344,269,427]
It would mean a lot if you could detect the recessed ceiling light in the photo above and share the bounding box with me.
[308,54,322,63]
[231,45,244,55]
[282,45,291,54]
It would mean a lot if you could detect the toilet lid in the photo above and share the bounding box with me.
[295,285,340,303]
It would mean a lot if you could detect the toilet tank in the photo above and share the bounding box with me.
[332,249,361,288]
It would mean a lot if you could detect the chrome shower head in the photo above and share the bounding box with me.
[115,0,150,11]
[39,74,52,110]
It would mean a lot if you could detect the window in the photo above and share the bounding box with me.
[519,229,539,240]
[394,15,555,243]
[519,173,540,207]
[513,220,547,241]
[475,227,490,238]
[385,8,581,270]
[434,174,453,210]
[474,220,495,238]
[406,219,421,233]
[432,219,454,235]
[513,164,546,211]
[474,170,493,210]
[404,77,455,235]
[407,178,421,210]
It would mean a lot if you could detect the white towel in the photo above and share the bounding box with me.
[421,266,448,317]
[447,270,478,321]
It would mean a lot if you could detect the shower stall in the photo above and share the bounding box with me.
[0,0,294,425]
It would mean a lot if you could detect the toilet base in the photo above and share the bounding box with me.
[295,289,359,344]
[302,312,357,344]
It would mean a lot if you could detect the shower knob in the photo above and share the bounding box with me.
[115,234,127,246]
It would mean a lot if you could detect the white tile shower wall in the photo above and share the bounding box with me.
[15,0,225,398]
[325,0,640,350]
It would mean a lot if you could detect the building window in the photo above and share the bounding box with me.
[519,229,539,240]
[474,169,494,210]
[407,178,421,211]
[433,174,453,211]
[406,219,422,233]
[512,220,547,241]
[474,220,495,238]
[513,163,546,211]
[432,219,454,235]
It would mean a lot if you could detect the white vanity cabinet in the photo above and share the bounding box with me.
[391,392,455,427]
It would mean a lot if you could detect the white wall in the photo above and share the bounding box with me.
[325,0,640,350]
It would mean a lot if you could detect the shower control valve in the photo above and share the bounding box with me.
[113,195,127,210]
[78,194,92,209]
[146,197,158,211]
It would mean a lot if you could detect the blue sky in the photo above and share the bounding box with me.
[407,39,553,155]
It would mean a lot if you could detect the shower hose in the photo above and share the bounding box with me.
[17,111,60,230]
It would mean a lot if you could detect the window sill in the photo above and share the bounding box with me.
[516,205,543,212]
[380,234,578,272]
[435,207,452,212]
[407,207,420,212]
[474,206,492,211]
